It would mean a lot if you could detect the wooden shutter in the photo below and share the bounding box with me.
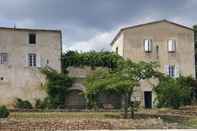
[168,40,173,52]
[164,64,169,75]
[36,54,41,68]
[148,40,152,52]
[25,54,29,67]
[175,65,180,78]
[144,40,149,52]
[172,40,176,51]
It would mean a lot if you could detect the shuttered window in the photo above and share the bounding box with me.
[168,65,175,77]
[144,39,152,52]
[168,40,176,52]
[164,64,180,78]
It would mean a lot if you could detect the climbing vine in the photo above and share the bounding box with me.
[62,51,123,72]
[41,67,73,109]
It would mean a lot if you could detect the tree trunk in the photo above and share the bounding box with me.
[128,92,134,119]
[123,93,129,118]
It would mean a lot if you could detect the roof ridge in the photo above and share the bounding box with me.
[121,19,192,31]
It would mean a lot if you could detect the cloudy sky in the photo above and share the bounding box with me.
[0,0,196,52]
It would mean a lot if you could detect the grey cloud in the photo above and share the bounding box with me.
[0,0,196,51]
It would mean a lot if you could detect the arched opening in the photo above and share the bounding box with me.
[65,90,86,109]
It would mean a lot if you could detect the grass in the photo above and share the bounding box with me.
[184,118,197,128]
[10,112,122,120]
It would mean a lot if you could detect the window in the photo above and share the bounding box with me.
[165,64,176,77]
[168,40,176,52]
[144,39,152,52]
[29,33,36,44]
[28,53,36,67]
[0,53,8,64]
[116,47,119,54]
[168,65,175,77]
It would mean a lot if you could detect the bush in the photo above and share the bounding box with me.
[0,106,9,118]
[15,98,33,109]
[154,76,193,109]
[35,98,50,109]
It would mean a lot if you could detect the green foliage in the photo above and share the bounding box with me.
[62,51,123,71]
[41,67,73,109]
[35,99,48,109]
[85,60,158,118]
[15,98,33,109]
[154,76,193,109]
[0,106,9,118]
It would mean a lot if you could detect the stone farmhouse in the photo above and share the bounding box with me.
[111,20,196,108]
[0,20,195,109]
[0,27,62,107]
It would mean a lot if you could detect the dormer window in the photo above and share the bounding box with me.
[168,40,176,52]
[29,33,36,44]
[144,39,152,52]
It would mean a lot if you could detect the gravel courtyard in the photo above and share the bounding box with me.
[0,106,197,130]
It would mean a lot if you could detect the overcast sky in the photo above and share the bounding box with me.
[0,0,196,52]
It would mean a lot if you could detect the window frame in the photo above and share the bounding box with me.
[168,65,175,77]
[29,33,36,44]
[144,39,152,53]
[28,53,37,67]
[0,53,8,64]
[168,39,176,53]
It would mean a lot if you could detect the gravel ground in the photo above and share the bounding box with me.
[0,118,178,130]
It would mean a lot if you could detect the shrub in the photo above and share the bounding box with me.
[35,98,51,109]
[15,98,33,109]
[35,99,43,109]
[154,76,193,109]
[41,67,73,109]
[0,106,9,118]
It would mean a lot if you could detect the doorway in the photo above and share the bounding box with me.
[144,91,152,108]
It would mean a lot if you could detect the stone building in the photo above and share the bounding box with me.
[111,20,196,108]
[0,27,62,107]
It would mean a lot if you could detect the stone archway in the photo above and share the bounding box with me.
[65,90,86,109]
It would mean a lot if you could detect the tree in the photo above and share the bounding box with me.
[85,60,158,118]
[154,75,193,109]
[41,67,73,109]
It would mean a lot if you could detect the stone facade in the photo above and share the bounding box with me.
[0,27,62,107]
[66,67,122,109]
[111,20,195,108]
